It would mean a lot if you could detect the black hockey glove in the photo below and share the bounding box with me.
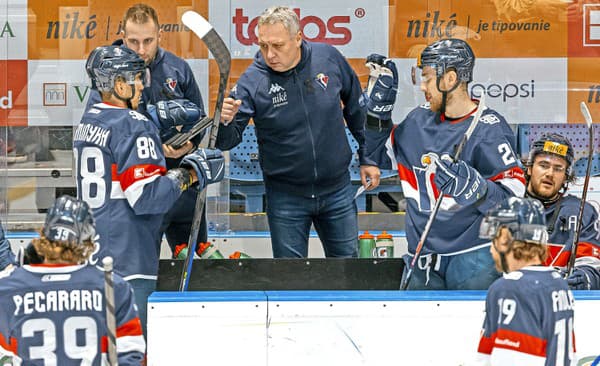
[567,265,600,290]
[180,148,225,189]
[432,154,488,206]
[147,99,202,142]
[359,54,398,121]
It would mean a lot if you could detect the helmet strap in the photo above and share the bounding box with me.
[112,83,136,109]
[436,74,461,116]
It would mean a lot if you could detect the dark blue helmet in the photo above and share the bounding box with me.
[479,197,548,244]
[43,195,96,245]
[85,46,148,93]
[528,133,575,175]
[418,38,475,83]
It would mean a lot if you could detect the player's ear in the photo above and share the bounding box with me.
[294,31,302,47]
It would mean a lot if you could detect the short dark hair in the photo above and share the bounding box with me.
[123,3,160,31]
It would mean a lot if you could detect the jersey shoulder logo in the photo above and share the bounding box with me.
[479,114,500,125]
[129,110,149,122]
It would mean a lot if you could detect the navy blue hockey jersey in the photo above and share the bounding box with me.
[0,264,145,365]
[477,267,576,365]
[541,194,600,267]
[367,103,525,255]
[73,103,182,279]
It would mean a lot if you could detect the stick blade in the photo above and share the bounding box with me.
[580,101,593,128]
[182,11,212,39]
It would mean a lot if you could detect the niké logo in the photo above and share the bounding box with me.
[406,11,458,38]
[46,12,97,39]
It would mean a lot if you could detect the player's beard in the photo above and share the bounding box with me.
[527,180,561,202]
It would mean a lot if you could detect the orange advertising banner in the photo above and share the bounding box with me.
[389,0,568,58]
[568,57,600,123]
[27,0,208,60]
[0,60,28,127]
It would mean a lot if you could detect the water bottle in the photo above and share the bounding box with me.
[358,231,376,258]
[197,242,225,259]
[375,231,394,258]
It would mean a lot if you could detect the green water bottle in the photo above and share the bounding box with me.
[358,231,376,258]
[375,231,394,258]
[198,242,225,259]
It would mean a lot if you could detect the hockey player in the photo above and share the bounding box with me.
[525,133,600,289]
[76,45,225,336]
[0,195,146,365]
[365,39,525,289]
[86,3,212,258]
[476,197,576,366]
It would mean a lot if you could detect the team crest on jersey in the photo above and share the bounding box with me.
[315,73,329,90]
[268,83,288,108]
[165,78,178,92]
[479,114,500,125]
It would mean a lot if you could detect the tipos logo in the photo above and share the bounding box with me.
[233,8,352,46]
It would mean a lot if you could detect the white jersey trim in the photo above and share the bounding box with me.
[123,274,158,281]
[117,335,146,354]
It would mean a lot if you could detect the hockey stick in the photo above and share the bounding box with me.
[102,256,118,366]
[400,94,486,290]
[165,115,213,149]
[565,102,595,277]
[178,11,231,291]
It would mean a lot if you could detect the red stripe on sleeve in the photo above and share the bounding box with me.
[117,316,144,337]
[112,163,166,191]
[101,316,143,352]
[477,334,494,355]
[544,242,600,266]
[489,166,526,185]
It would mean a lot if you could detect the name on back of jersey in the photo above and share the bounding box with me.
[13,289,103,315]
[74,123,110,148]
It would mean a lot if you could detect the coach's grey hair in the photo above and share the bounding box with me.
[258,6,300,36]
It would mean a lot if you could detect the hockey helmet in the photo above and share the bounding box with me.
[85,45,149,93]
[418,38,475,83]
[43,195,96,245]
[528,133,574,174]
[479,197,548,245]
